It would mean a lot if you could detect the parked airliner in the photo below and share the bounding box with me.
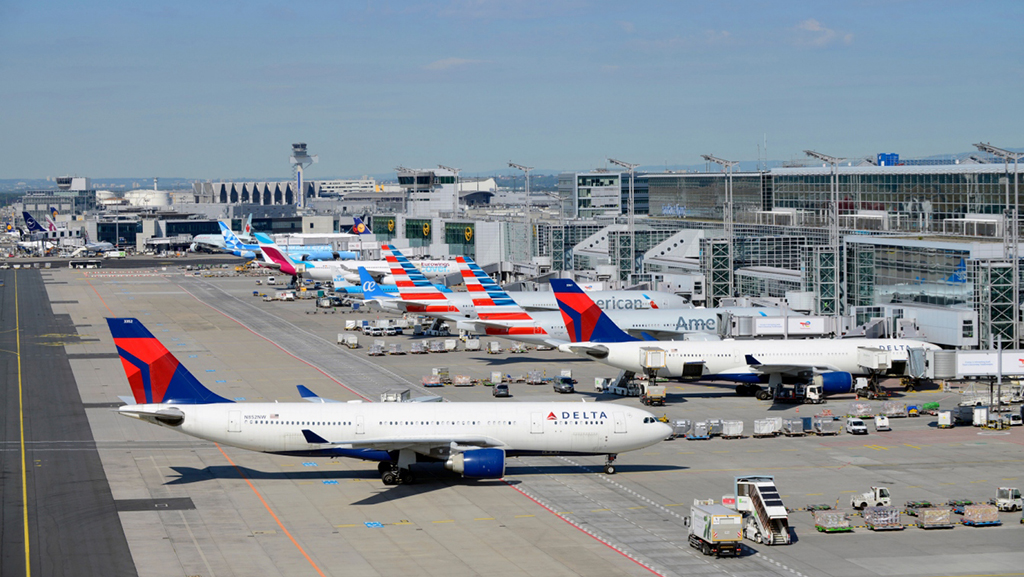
[109,318,671,484]
[553,283,942,399]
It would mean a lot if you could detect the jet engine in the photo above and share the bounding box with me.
[379,275,396,286]
[813,371,854,395]
[445,448,505,479]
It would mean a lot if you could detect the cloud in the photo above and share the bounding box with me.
[793,19,853,47]
[619,21,635,34]
[422,58,487,71]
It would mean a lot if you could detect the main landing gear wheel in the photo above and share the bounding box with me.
[381,470,399,485]
[756,389,771,401]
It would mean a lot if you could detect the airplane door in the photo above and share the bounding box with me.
[613,412,626,434]
[530,413,544,434]
[228,410,241,433]
[356,415,365,435]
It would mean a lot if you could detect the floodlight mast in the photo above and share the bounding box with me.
[438,164,461,217]
[509,162,533,261]
[609,158,640,277]
[701,154,739,299]
[975,142,1023,347]
[804,150,845,329]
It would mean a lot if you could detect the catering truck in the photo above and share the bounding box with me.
[686,500,743,557]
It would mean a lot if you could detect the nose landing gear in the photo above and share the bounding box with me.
[604,454,618,475]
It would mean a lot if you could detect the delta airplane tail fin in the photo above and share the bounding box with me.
[22,211,45,233]
[549,278,638,343]
[107,318,233,404]
[358,266,393,299]
[351,216,371,235]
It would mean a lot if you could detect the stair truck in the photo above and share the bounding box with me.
[686,499,743,557]
[733,476,791,545]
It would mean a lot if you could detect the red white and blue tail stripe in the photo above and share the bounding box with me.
[459,256,546,336]
[381,244,458,312]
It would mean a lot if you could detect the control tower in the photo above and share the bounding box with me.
[289,143,318,209]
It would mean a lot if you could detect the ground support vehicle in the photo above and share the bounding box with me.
[851,487,891,510]
[845,417,868,435]
[734,476,791,545]
[989,487,1022,512]
[937,411,953,428]
[686,500,743,557]
[863,506,903,531]
[640,385,666,406]
[960,504,1001,526]
[553,376,575,394]
[874,415,891,431]
[814,510,852,533]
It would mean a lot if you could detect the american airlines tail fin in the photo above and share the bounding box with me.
[381,244,446,299]
[351,216,371,235]
[22,211,45,233]
[107,318,232,404]
[549,279,638,343]
[458,256,534,322]
[358,266,394,299]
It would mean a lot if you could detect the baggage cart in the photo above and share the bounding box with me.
[490,371,504,385]
[863,506,903,531]
[509,342,529,353]
[782,418,805,437]
[687,421,710,440]
[444,339,458,352]
[767,416,783,433]
[388,343,404,355]
[812,416,841,435]
[916,507,954,529]
[668,419,691,439]
[487,341,502,354]
[465,339,481,352]
[429,340,447,353]
[706,419,724,437]
[961,504,1001,526]
[421,376,443,388]
[342,334,359,349]
[410,341,426,354]
[721,420,744,439]
[526,370,544,385]
[453,375,473,387]
[431,367,451,384]
[849,402,873,418]
[883,401,908,417]
[753,419,776,438]
[813,511,852,533]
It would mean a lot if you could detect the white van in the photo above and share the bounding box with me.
[874,415,891,431]
[267,276,277,285]
[845,417,868,435]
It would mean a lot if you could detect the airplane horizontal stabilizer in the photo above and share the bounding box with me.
[296,385,340,403]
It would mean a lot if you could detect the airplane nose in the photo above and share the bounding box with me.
[656,422,673,441]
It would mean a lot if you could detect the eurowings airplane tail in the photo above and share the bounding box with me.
[351,216,371,235]
[254,233,301,276]
[107,318,233,404]
[550,278,639,343]
[22,211,45,233]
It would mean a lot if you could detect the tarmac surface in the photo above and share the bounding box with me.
[4,262,1024,577]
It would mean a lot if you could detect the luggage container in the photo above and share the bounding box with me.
[863,506,903,531]
[345,320,358,330]
[368,344,385,356]
[937,410,953,428]
[444,339,458,352]
[465,339,481,352]
[706,419,724,436]
[687,421,710,440]
[753,419,776,438]
[812,416,841,435]
[813,511,852,532]
[961,504,1001,526]
[849,402,873,418]
[721,420,744,439]
[669,419,692,439]
[431,367,450,383]
[388,343,404,355]
[490,371,504,385]
[782,418,805,437]
[526,370,544,385]
[380,389,411,402]
[487,341,502,354]
[429,340,447,353]
[453,375,473,387]
[767,417,783,433]
[341,334,359,349]
[916,507,954,529]
[883,401,908,417]
[421,376,443,388]
[410,341,426,354]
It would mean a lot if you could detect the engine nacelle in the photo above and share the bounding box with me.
[379,274,396,286]
[813,371,854,395]
[445,448,505,479]
[343,272,360,284]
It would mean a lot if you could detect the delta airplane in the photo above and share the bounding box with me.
[108,317,671,484]
[555,285,942,400]
[367,245,689,318]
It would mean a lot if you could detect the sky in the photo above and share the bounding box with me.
[1,0,1022,180]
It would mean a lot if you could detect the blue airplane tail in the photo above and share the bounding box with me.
[549,279,638,343]
[22,211,45,233]
[107,318,233,404]
[946,258,967,283]
[357,267,394,299]
[351,217,371,235]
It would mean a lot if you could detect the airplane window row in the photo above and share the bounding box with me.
[551,421,605,426]
[246,421,353,426]
[377,421,517,426]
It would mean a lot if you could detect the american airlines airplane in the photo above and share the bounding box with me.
[553,283,942,400]
[109,318,671,484]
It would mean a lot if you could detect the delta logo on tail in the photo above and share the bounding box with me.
[351,217,371,235]
[108,318,231,404]
[550,278,638,343]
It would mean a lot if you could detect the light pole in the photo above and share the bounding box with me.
[975,142,1023,347]
[438,164,461,218]
[804,150,845,330]
[509,162,533,262]
[609,158,640,277]
[701,154,739,297]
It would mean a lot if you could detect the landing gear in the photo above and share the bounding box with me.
[604,454,618,475]
[379,463,415,485]
[756,389,772,401]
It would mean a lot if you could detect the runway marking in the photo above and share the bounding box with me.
[16,271,31,577]
[514,514,535,518]
[904,444,923,449]
[178,510,216,577]
[865,445,889,450]
[433,520,454,524]
[85,277,115,317]
[474,517,495,521]
[214,444,326,577]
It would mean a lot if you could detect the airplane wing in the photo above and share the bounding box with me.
[301,429,504,452]
[741,355,842,377]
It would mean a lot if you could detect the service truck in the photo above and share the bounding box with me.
[686,500,742,557]
[990,487,1022,512]
[851,487,891,510]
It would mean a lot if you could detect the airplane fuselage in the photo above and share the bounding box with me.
[121,401,670,460]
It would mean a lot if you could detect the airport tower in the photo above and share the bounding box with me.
[289,143,318,209]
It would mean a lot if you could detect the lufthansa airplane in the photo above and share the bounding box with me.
[109,318,670,484]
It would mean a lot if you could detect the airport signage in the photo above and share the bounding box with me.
[956,351,1024,377]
